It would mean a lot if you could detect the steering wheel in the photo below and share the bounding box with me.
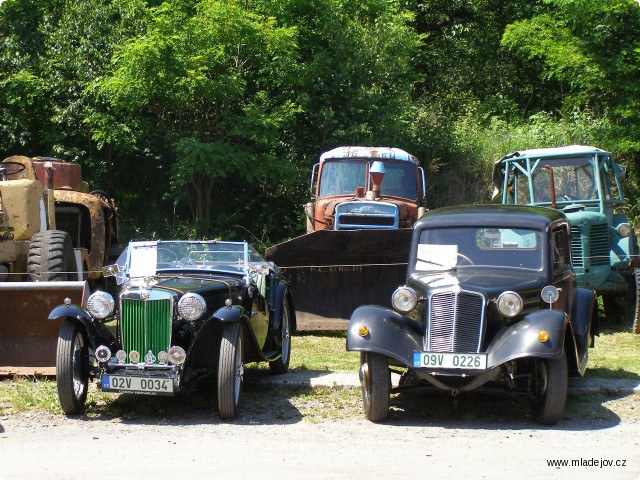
[457,253,475,266]
[0,161,26,180]
[157,248,179,263]
[90,190,116,206]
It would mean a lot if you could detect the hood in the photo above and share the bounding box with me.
[413,268,548,297]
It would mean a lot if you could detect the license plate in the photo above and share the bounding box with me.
[413,351,487,370]
[102,375,174,395]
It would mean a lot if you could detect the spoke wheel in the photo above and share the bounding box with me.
[269,301,291,374]
[360,352,390,422]
[218,322,243,420]
[56,319,89,415]
[530,351,567,425]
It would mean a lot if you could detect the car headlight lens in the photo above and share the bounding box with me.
[616,223,631,238]
[86,291,115,319]
[392,286,418,313]
[497,291,523,318]
[177,293,206,321]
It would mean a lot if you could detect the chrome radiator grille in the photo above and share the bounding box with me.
[426,290,484,353]
[120,298,172,363]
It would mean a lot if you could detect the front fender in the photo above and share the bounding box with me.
[48,304,117,351]
[487,310,568,368]
[212,304,243,323]
[347,305,422,367]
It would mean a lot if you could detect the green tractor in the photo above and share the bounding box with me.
[492,145,640,332]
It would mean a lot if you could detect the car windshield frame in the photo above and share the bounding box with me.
[112,240,266,284]
[411,226,544,275]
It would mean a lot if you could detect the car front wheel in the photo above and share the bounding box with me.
[56,319,89,415]
[218,321,243,420]
[360,352,390,422]
[530,351,568,425]
[269,301,291,374]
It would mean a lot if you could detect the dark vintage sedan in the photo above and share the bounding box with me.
[50,240,295,419]
[347,205,598,425]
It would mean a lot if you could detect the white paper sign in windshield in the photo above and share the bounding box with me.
[416,244,458,271]
[128,241,158,278]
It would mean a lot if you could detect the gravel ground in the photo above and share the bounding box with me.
[1,373,640,480]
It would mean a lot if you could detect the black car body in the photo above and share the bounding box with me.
[347,205,597,425]
[50,240,295,419]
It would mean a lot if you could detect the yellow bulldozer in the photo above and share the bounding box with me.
[0,155,120,375]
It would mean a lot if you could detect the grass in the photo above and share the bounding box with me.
[586,325,640,379]
[288,331,358,371]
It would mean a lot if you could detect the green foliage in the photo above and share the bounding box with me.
[0,0,639,241]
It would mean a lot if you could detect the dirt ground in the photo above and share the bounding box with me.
[1,383,640,480]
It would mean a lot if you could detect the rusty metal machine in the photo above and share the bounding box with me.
[0,155,120,375]
[266,146,427,329]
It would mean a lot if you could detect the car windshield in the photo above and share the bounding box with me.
[112,240,265,283]
[318,159,418,200]
[414,226,543,273]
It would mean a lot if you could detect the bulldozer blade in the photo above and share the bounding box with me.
[0,281,87,376]
[265,229,412,330]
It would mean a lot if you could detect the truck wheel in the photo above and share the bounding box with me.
[218,321,243,420]
[360,352,390,422]
[269,301,291,374]
[28,230,76,281]
[56,319,89,415]
[530,351,568,425]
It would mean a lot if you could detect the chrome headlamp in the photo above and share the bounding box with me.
[178,293,206,321]
[496,291,523,318]
[86,291,115,319]
[392,286,418,313]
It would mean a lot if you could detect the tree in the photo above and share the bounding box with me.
[93,0,300,238]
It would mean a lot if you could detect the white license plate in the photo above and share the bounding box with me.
[413,351,487,370]
[102,375,174,394]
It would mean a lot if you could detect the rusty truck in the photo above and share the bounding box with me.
[0,155,120,375]
[266,146,427,329]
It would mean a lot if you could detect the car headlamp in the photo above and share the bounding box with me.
[86,291,115,319]
[178,293,206,321]
[496,291,523,318]
[392,286,418,313]
[616,223,631,238]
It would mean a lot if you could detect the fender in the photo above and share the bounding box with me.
[212,304,244,323]
[487,310,568,368]
[48,304,117,351]
[571,288,596,345]
[347,305,422,367]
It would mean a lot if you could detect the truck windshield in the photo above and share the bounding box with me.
[510,158,617,204]
[318,159,418,199]
[415,227,542,271]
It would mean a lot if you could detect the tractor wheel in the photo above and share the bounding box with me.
[28,230,76,281]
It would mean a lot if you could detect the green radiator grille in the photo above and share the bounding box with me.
[121,298,172,363]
